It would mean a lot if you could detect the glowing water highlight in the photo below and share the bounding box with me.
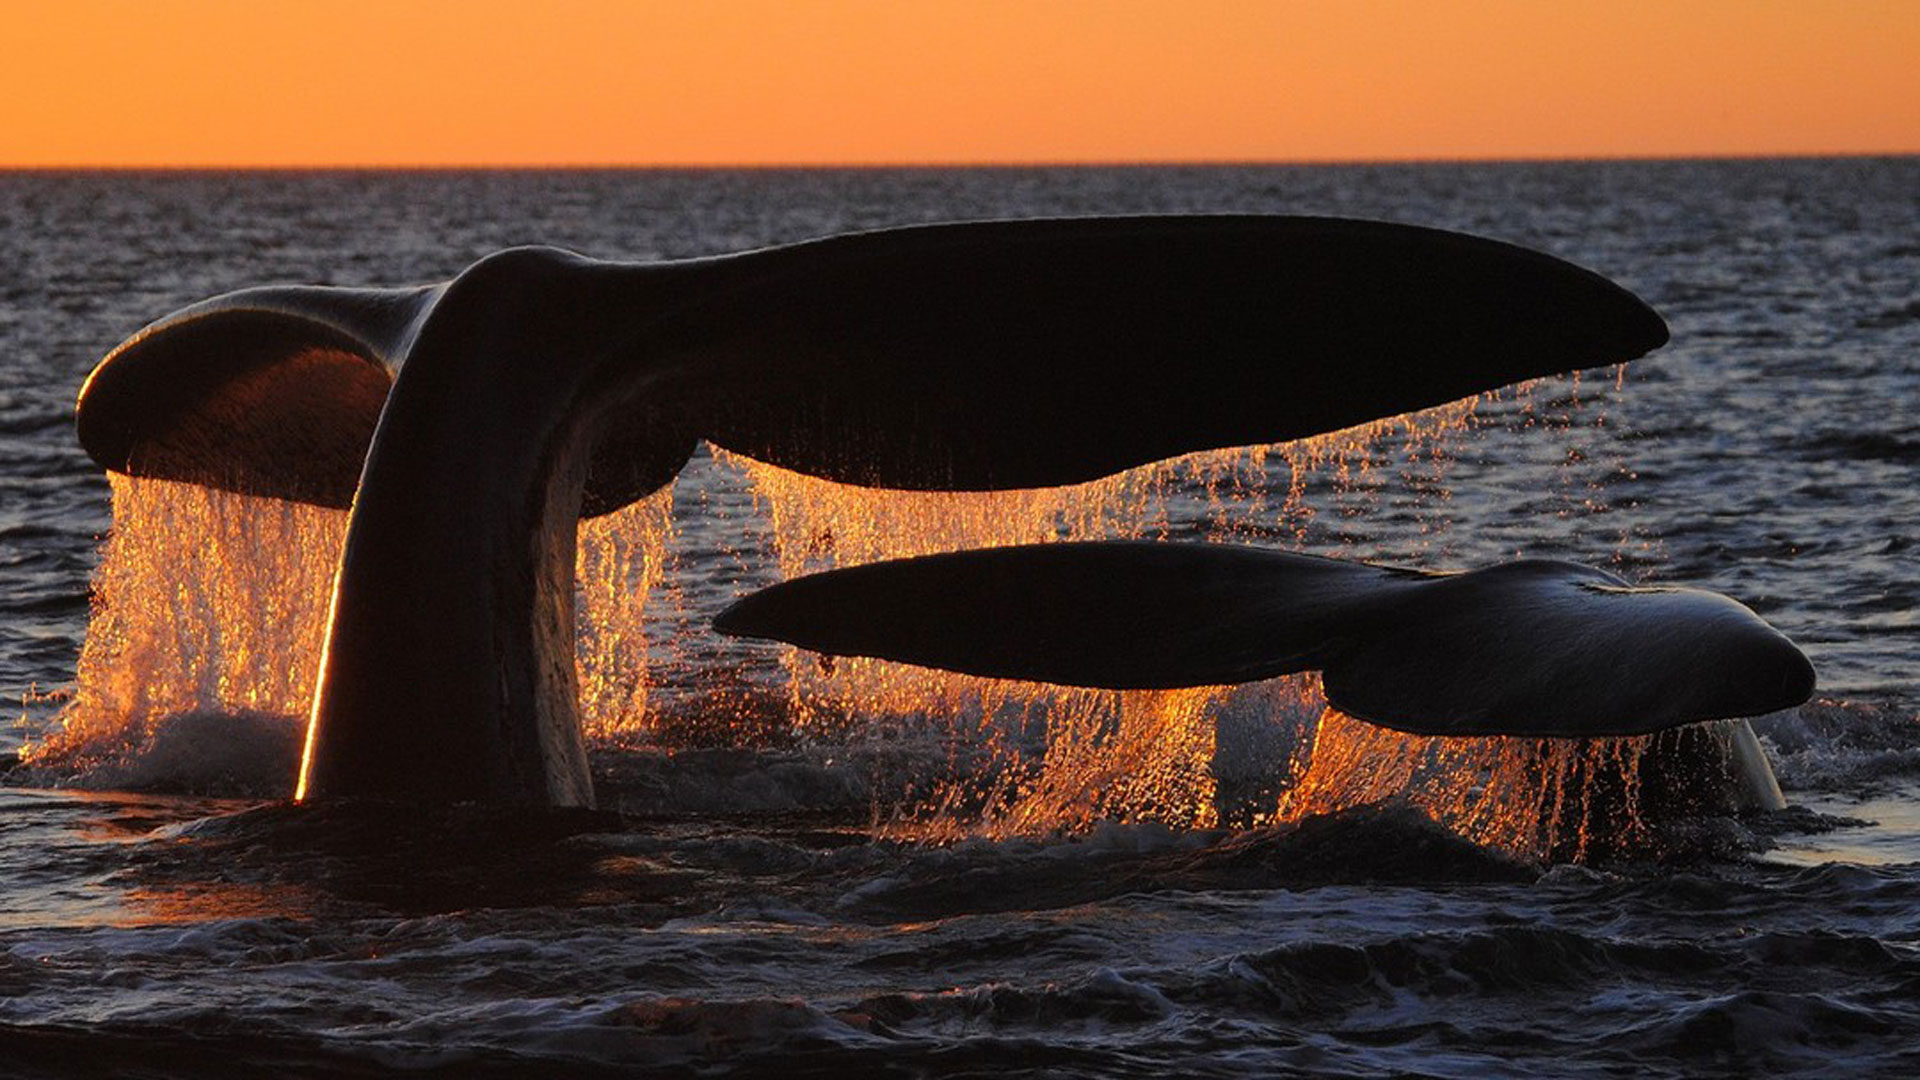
[27,386,1705,859]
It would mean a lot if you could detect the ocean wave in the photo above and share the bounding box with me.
[1789,430,1920,465]
[1618,989,1910,1075]
[11,710,302,798]
[1755,701,1920,793]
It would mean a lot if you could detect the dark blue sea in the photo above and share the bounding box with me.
[1,160,1917,1077]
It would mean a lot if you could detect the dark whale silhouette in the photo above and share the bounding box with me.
[76,217,1668,806]
[714,542,1816,737]
[715,543,1809,811]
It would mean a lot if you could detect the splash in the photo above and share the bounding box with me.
[574,490,678,743]
[710,401,1497,842]
[26,478,681,773]
[26,476,345,774]
[698,446,1247,837]
[24,382,1705,860]
[1273,705,1663,863]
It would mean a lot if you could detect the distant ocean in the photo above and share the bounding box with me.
[2,159,1917,1077]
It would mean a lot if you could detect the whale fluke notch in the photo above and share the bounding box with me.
[714,542,1816,738]
[74,217,1675,806]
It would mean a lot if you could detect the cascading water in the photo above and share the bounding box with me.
[23,380,1699,860]
[574,488,677,743]
[26,475,345,786]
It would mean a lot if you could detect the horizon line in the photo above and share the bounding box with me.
[5,149,1917,173]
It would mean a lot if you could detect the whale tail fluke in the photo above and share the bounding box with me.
[715,542,1816,739]
[78,216,1669,516]
[73,217,1677,806]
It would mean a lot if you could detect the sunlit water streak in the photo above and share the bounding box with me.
[25,477,343,780]
[21,386,1715,861]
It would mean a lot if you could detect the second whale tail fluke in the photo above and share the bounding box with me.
[714,541,1816,739]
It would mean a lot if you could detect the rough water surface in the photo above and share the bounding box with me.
[2,159,1918,1076]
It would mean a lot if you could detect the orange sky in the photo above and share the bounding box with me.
[6,0,1916,167]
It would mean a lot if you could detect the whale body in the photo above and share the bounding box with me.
[76,217,1669,806]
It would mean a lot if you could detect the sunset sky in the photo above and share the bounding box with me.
[7,0,1916,167]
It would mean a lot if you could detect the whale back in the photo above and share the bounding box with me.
[1320,560,1816,735]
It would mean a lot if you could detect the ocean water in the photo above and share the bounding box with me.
[1,159,1917,1076]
